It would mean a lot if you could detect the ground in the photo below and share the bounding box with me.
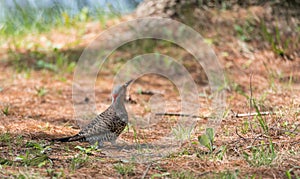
[0,4,300,179]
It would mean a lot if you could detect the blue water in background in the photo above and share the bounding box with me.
[0,0,143,21]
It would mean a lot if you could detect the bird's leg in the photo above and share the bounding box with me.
[98,141,103,148]
[110,139,117,146]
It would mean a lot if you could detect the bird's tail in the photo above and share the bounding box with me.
[53,134,85,142]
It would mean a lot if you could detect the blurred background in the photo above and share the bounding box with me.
[0,0,299,178]
[0,0,142,36]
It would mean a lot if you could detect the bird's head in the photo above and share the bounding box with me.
[111,79,133,103]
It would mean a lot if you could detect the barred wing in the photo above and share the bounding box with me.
[79,106,127,141]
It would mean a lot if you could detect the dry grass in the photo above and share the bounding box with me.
[0,4,300,179]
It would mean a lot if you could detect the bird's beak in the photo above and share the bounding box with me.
[124,79,133,87]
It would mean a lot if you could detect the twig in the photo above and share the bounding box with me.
[155,112,203,118]
[291,124,299,134]
[232,111,274,118]
[250,134,263,146]
[140,90,155,95]
[141,163,152,179]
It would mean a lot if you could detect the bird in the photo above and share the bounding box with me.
[54,79,133,147]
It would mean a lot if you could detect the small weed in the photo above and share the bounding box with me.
[131,124,148,153]
[15,135,24,147]
[286,167,300,179]
[25,141,51,154]
[198,128,215,152]
[151,173,170,178]
[15,151,50,167]
[113,163,135,176]
[286,170,293,179]
[35,87,47,97]
[66,61,76,73]
[243,141,276,167]
[0,132,11,143]
[216,145,227,160]
[234,20,254,42]
[131,124,140,146]
[241,121,250,134]
[2,105,9,116]
[70,153,89,170]
[36,60,58,72]
[0,157,13,165]
[172,124,193,141]
[75,143,99,155]
[179,148,192,156]
[253,99,268,134]
[12,141,52,167]
[154,165,168,172]
[15,171,43,179]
